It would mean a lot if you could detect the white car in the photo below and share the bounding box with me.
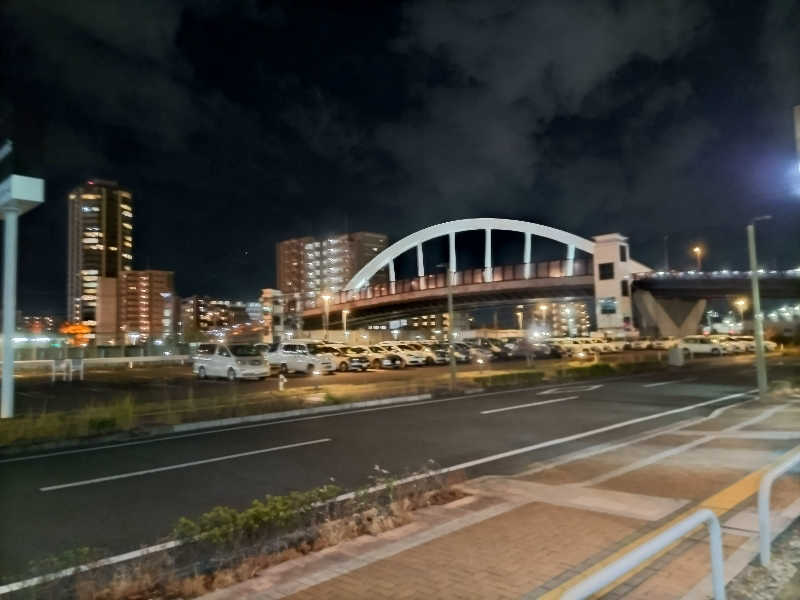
[193,343,270,380]
[603,339,627,352]
[679,336,726,356]
[265,340,335,374]
[712,336,747,353]
[631,338,653,350]
[403,342,438,365]
[379,343,428,366]
[652,337,678,350]
[732,336,778,353]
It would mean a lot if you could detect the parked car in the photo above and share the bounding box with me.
[458,341,493,363]
[193,343,270,380]
[603,339,627,352]
[652,337,678,350]
[679,336,726,356]
[731,336,777,353]
[631,337,654,350]
[338,346,371,371]
[378,343,428,366]
[711,336,747,353]
[403,342,438,365]
[264,340,335,374]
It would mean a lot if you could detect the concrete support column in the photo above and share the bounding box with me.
[484,228,492,282]
[416,243,424,278]
[565,244,575,276]
[388,260,396,294]
[448,231,456,274]
[1,208,19,419]
[523,232,532,279]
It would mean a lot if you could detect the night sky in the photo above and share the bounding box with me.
[2,1,800,316]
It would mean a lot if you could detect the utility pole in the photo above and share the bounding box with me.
[447,269,456,392]
[663,234,669,271]
[748,217,771,398]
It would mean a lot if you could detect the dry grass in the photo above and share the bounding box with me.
[67,485,466,600]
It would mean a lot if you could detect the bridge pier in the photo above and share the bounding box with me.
[633,290,707,338]
[565,244,575,276]
[389,260,396,294]
[416,243,424,277]
[484,228,492,282]
[523,232,532,279]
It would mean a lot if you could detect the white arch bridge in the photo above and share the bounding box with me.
[299,218,613,327]
[347,218,595,292]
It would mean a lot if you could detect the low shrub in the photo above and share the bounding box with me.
[473,370,545,388]
[558,363,616,379]
[173,484,343,546]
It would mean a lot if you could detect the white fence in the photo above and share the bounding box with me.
[4,355,190,381]
[758,446,800,566]
[561,508,726,600]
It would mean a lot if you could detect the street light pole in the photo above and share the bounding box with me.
[0,142,45,419]
[447,269,456,391]
[321,294,331,341]
[693,246,703,271]
[342,309,349,339]
[748,218,770,397]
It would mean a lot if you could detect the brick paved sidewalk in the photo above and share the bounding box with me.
[205,401,800,600]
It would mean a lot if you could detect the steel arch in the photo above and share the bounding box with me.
[345,218,595,290]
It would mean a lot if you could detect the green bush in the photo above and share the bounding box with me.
[614,361,664,374]
[173,484,343,545]
[558,363,616,379]
[473,370,545,388]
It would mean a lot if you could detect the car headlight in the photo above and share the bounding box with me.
[236,359,246,365]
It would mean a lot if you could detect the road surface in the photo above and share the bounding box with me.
[0,355,795,577]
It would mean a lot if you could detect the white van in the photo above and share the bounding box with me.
[265,340,335,374]
[192,343,270,380]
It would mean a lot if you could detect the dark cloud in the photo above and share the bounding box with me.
[2,0,800,314]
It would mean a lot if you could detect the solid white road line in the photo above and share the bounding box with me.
[480,396,578,415]
[642,378,695,388]
[39,438,332,492]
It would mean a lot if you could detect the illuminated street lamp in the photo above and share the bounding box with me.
[321,294,331,340]
[516,310,523,331]
[734,298,747,324]
[0,140,45,419]
[692,246,703,271]
[342,309,349,338]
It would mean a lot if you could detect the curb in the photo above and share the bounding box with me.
[0,393,433,459]
[170,393,433,432]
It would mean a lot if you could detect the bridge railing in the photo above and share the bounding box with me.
[308,258,593,309]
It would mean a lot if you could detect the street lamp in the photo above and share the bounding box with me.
[692,246,703,271]
[734,298,747,327]
[0,141,45,419]
[321,294,331,341]
[436,262,457,391]
[515,309,523,331]
[342,309,349,338]
[748,215,771,397]
[538,304,548,332]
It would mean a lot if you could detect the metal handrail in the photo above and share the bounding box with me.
[561,508,725,600]
[758,446,800,566]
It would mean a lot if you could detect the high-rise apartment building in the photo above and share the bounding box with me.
[66,179,133,328]
[276,232,388,307]
[115,270,175,344]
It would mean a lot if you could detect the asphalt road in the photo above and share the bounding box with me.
[1,356,796,578]
[14,351,664,414]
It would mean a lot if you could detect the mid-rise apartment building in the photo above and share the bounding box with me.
[95,270,175,344]
[276,232,388,308]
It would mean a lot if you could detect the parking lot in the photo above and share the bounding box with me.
[13,349,670,415]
